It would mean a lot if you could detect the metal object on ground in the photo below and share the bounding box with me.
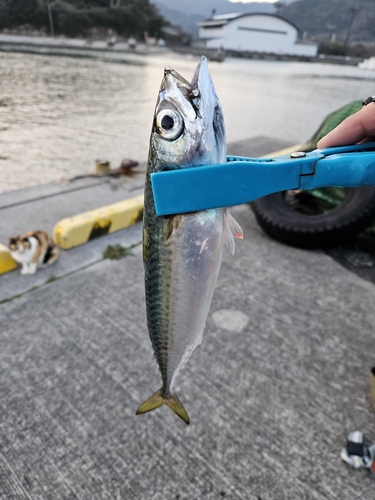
[95,160,111,175]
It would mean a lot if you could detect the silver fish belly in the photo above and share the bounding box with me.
[136,56,242,424]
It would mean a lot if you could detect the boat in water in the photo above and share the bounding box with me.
[358,56,375,70]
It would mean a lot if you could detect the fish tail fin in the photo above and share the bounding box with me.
[165,392,190,425]
[136,389,190,425]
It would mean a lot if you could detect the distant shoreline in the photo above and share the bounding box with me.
[0,34,364,66]
[174,45,364,67]
[0,34,168,61]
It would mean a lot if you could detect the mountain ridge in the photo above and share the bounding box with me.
[280,0,375,43]
[152,0,375,43]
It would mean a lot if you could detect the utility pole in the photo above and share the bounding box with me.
[47,2,54,37]
[343,8,358,48]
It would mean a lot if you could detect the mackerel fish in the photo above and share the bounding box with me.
[136,56,243,425]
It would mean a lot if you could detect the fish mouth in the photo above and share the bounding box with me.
[162,69,198,114]
[164,66,198,96]
[162,56,210,116]
[164,55,209,94]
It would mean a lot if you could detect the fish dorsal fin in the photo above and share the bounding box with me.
[223,210,243,255]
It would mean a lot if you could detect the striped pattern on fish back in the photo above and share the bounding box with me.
[143,173,175,391]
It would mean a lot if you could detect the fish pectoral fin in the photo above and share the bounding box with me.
[136,389,190,425]
[223,209,244,255]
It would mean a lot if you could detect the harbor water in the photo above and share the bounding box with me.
[0,50,374,193]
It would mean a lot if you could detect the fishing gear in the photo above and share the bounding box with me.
[341,431,375,474]
[151,142,375,216]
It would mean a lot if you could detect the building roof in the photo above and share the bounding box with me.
[212,13,242,21]
[197,20,228,28]
[198,12,300,34]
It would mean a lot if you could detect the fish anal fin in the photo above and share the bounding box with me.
[223,209,243,255]
[136,389,190,425]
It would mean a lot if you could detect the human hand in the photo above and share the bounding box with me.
[317,99,375,148]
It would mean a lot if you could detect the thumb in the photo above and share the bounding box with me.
[317,102,375,148]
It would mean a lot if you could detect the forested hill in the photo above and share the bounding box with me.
[152,0,375,43]
[0,0,167,38]
[2,0,375,45]
[280,0,375,43]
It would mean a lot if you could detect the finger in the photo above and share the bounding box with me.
[317,102,375,148]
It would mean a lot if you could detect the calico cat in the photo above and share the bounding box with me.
[8,230,59,275]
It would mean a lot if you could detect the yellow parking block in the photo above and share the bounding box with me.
[53,194,144,250]
[0,243,18,275]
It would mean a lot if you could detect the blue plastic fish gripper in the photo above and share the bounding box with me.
[151,143,375,216]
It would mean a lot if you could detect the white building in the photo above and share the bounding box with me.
[198,13,317,57]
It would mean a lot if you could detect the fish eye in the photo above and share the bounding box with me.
[155,109,183,140]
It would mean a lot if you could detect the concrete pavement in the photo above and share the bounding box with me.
[0,136,288,303]
[0,168,145,303]
[1,137,375,499]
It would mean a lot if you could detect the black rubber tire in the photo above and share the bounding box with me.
[250,187,375,249]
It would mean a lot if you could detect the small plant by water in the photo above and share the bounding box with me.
[103,244,133,260]
[45,275,59,284]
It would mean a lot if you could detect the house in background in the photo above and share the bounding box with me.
[197,13,317,57]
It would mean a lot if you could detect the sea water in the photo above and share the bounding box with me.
[0,50,374,192]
